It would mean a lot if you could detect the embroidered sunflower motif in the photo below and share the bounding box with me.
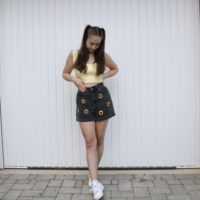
[106,101,111,107]
[98,93,103,99]
[81,98,86,104]
[98,110,104,116]
[83,109,89,114]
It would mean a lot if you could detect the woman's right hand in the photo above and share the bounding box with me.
[72,77,86,92]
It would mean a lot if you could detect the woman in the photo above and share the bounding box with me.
[62,25,118,200]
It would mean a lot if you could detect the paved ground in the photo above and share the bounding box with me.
[0,170,200,200]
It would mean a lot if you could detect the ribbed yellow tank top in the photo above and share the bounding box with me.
[72,50,103,84]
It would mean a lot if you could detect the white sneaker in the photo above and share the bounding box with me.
[91,181,104,200]
[88,176,104,192]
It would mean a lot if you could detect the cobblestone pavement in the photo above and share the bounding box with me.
[0,172,200,200]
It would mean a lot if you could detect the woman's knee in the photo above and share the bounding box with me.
[96,135,104,146]
[85,137,97,149]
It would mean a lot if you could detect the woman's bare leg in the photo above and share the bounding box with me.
[79,121,98,180]
[95,119,109,166]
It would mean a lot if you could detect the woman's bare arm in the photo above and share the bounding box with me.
[102,52,119,79]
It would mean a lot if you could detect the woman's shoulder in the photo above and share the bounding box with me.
[104,51,112,60]
[71,49,79,63]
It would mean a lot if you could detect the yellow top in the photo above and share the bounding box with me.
[72,50,103,84]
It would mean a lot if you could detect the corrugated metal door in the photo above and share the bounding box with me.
[0,0,199,168]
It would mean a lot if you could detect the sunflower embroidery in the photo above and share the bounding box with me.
[83,109,89,115]
[98,110,104,116]
[81,98,86,104]
[106,101,111,107]
[98,93,103,99]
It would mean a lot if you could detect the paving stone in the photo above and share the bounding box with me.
[99,174,114,180]
[132,180,154,188]
[20,190,43,197]
[132,178,143,182]
[169,185,188,194]
[35,175,55,180]
[180,179,195,185]
[111,190,134,198]
[32,198,55,200]
[193,174,200,179]
[0,172,199,200]
[3,179,17,184]
[174,174,194,180]
[0,174,11,179]
[149,187,171,194]
[114,174,133,180]
[0,179,4,184]
[0,192,5,198]
[71,193,93,200]
[154,174,163,179]
[118,180,133,190]
[160,174,175,180]
[48,180,63,187]
[151,194,168,200]
[75,180,83,187]
[166,179,182,185]
[59,187,81,194]
[189,190,200,200]
[12,183,34,190]
[9,174,29,180]
[43,187,60,197]
[143,174,155,180]
[153,180,168,187]
[74,175,87,180]
[111,180,118,184]
[166,194,192,200]
[55,194,72,200]
[134,174,145,179]
[28,174,38,180]
[102,191,111,199]
[32,181,49,190]
[184,184,200,191]
[55,175,74,180]
[99,179,111,185]
[3,190,21,199]
[134,187,150,197]
[80,185,91,194]
[62,180,76,187]
[29,180,37,185]
[0,183,14,192]
[17,179,31,184]
[104,184,118,191]
[193,179,200,184]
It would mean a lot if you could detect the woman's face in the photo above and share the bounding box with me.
[86,35,102,53]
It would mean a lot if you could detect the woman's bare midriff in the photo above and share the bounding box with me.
[84,82,102,88]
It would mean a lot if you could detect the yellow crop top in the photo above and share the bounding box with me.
[72,50,103,84]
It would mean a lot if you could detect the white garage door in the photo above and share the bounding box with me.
[0,0,199,168]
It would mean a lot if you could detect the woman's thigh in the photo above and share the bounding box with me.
[79,121,96,144]
[95,119,108,140]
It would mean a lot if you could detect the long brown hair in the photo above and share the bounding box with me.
[74,25,106,75]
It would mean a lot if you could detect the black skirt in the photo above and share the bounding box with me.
[76,83,115,122]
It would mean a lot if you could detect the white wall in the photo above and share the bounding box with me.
[0,0,199,168]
